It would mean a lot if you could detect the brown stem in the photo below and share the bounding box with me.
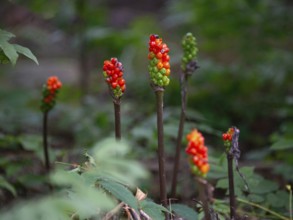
[43,112,50,173]
[196,177,211,220]
[227,152,236,219]
[155,90,168,209]
[171,73,187,198]
[113,99,121,141]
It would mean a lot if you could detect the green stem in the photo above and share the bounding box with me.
[155,90,168,209]
[237,198,289,220]
[43,112,50,173]
[113,99,121,141]
[227,152,236,219]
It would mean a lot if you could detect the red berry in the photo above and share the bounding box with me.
[118,78,125,86]
[111,58,117,64]
[111,82,117,89]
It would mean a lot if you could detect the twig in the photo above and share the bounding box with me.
[102,202,124,220]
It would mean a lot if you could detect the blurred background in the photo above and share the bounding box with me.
[0,0,292,214]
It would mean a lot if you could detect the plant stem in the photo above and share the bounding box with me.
[113,99,121,141]
[196,177,211,220]
[237,198,290,220]
[43,112,50,173]
[227,152,236,219]
[171,73,187,198]
[155,90,168,209]
[170,110,185,198]
[289,186,292,220]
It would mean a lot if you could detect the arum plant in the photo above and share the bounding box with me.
[223,126,248,220]
[40,76,62,173]
[102,58,126,141]
[185,129,211,220]
[148,34,170,209]
[171,32,199,198]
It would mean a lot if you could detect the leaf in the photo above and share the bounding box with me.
[171,203,198,220]
[13,44,39,65]
[97,178,138,211]
[270,138,293,150]
[0,29,15,41]
[249,179,278,194]
[140,199,168,220]
[0,40,18,65]
[266,191,288,208]
[0,175,17,196]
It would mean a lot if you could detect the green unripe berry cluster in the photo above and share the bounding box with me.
[181,32,198,71]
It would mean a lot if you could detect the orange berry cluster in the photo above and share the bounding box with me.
[185,129,209,177]
[148,34,170,87]
[103,58,126,98]
[222,127,235,150]
[41,76,62,112]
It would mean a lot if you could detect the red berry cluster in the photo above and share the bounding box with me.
[185,129,209,177]
[41,76,62,112]
[222,127,235,149]
[103,58,126,98]
[148,34,170,87]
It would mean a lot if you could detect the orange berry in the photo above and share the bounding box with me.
[157,62,163,69]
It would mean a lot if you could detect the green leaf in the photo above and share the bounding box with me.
[0,175,17,196]
[97,178,138,211]
[0,29,15,41]
[140,200,168,220]
[13,44,39,65]
[270,138,293,150]
[0,40,18,65]
[249,179,278,194]
[266,191,288,208]
[171,204,198,220]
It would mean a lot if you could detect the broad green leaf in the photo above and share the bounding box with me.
[0,29,15,41]
[270,138,293,150]
[216,178,228,189]
[0,40,18,65]
[140,200,168,220]
[0,175,17,196]
[13,44,39,65]
[266,191,288,208]
[249,179,278,194]
[97,178,138,211]
[0,49,10,64]
[171,203,198,220]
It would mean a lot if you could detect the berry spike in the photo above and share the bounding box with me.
[40,76,62,113]
[148,34,171,87]
[103,57,126,99]
[185,129,209,177]
[181,32,198,73]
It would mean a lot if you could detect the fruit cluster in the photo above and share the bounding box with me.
[185,129,209,177]
[103,58,126,98]
[148,34,170,87]
[222,127,235,150]
[181,32,198,71]
[41,76,62,112]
